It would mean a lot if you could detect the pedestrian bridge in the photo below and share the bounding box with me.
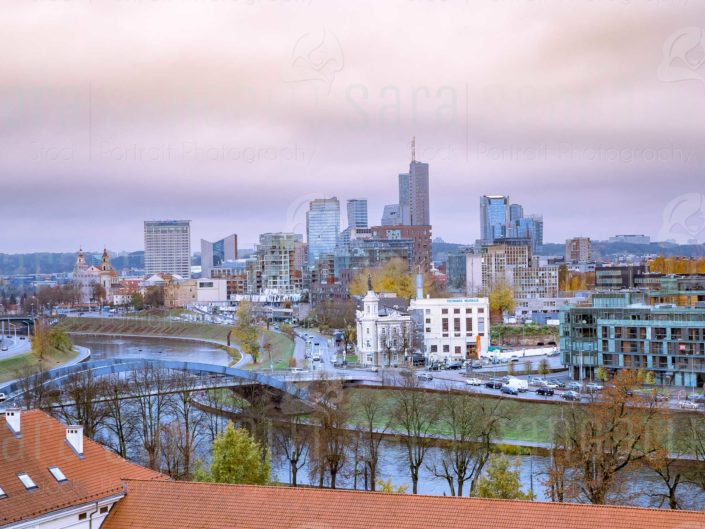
[0,358,315,406]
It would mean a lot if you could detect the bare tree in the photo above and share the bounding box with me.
[393,370,438,494]
[130,364,171,470]
[103,374,138,459]
[350,389,390,491]
[308,379,349,489]
[273,414,310,487]
[14,365,54,410]
[170,372,205,480]
[428,390,503,496]
[57,369,108,440]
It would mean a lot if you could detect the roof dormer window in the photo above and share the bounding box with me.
[17,473,37,490]
[48,466,68,483]
[0,486,6,499]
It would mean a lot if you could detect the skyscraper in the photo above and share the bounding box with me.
[346,199,368,229]
[398,139,430,226]
[306,197,340,264]
[381,204,401,226]
[200,233,238,279]
[480,195,510,242]
[144,220,191,278]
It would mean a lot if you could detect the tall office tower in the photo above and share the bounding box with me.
[306,197,340,264]
[509,203,524,222]
[480,195,510,242]
[144,220,192,278]
[381,204,401,226]
[200,233,238,279]
[346,199,368,229]
[513,214,544,252]
[398,138,430,226]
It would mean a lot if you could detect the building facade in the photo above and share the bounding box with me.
[200,233,237,279]
[565,237,593,263]
[381,204,401,226]
[370,225,432,272]
[410,296,490,364]
[346,199,368,229]
[144,220,191,278]
[480,195,510,242]
[306,198,340,264]
[356,289,414,367]
[257,233,305,295]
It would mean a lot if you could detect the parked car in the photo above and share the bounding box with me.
[428,363,442,371]
[547,378,566,388]
[528,377,546,386]
[562,391,581,402]
[471,360,483,369]
[501,385,519,396]
[485,380,503,390]
[691,394,705,404]
[1,345,7,352]
[565,382,582,391]
[417,372,433,381]
[543,382,559,390]
[679,400,699,410]
[506,378,529,393]
[445,362,463,370]
[585,383,604,392]
[536,387,555,397]
[466,378,483,386]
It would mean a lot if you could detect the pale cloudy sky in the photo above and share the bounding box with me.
[1,0,704,252]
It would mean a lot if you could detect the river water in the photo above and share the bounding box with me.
[72,334,705,508]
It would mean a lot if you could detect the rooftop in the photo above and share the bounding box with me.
[102,480,705,529]
[0,410,166,527]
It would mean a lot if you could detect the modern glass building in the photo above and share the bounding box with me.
[306,197,340,265]
[381,204,401,226]
[561,292,705,387]
[144,220,191,278]
[480,195,510,242]
[399,157,430,227]
[200,233,237,279]
[346,199,368,229]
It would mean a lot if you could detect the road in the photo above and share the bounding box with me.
[0,336,31,361]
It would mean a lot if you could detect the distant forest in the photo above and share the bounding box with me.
[0,251,145,275]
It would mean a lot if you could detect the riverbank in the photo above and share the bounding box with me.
[0,345,84,383]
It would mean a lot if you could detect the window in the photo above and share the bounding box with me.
[466,318,473,333]
[443,345,450,353]
[425,318,431,324]
[79,513,87,521]
[442,318,448,333]
[0,486,6,499]
[17,473,37,490]
[48,467,67,483]
[430,345,438,353]
[454,319,461,332]
[454,308,460,314]
[100,507,109,514]
[455,346,461,355]
[442,308,448,315]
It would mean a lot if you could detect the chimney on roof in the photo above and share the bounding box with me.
[66,426,84,456]
[5,408,20,434]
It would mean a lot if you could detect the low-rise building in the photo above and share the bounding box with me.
[355,289,414,367]
[410,296,490,364]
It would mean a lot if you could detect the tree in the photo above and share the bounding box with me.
[394,371,437,494]
[476,455,533,500]
[131,365,171,470]
[233,301,261,363]
[349,258,415,299]
[488,280,515,323]
[49,327,72,352]
[91,283,107,304]
[131,292,144,310]
[351,390,390,491]
[428,391,504,496]
[143,286,165,308]
[313,299,356,334]
[377,479,408,493]
[273,415,310,487]
[31,318,50,360]
[209,422,270,485]
[309,379,349,489]
[559,370,659,504]
[538,358,550,376]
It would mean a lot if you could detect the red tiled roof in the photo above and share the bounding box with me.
[0,410,167,526]
[104,479,705,529]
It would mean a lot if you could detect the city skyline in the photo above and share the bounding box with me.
[2,2,705,252]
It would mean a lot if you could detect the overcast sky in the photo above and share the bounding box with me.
[1,0,705,253]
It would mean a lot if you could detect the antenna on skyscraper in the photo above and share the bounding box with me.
[411,136,416,162]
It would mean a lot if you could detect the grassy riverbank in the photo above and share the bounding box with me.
[0,346,79,383]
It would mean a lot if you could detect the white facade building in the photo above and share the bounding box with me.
[409,296,490,364]
[355,290,413,367]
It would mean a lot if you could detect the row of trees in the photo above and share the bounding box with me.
[648,256,705,275]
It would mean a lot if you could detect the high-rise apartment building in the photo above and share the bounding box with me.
[200,233,237,279]
[306,197,340,264]
[144,220,191,278]
[565,237,593,263]
[257,233,305,294]
[480,195,510,242]
[346,199,368,229]
[371,225,432,272]
[398,140,430,226]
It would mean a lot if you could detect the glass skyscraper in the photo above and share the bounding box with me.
[399,159,430,226]
[200,233,238,278]
[480,195,510,242]
[306,197,340,264]
[346,199,368,229]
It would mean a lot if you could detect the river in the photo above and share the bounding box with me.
[71,334,705,509]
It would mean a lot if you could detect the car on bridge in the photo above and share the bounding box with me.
[536,386,554,397]
[417,372,433,381]
[562,391,581,402]
[466,378,483,386]
[485,380,503,390]
[501,385,519,396]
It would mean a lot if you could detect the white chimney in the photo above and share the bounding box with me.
[66,426,84,455]
[5,408,20,434]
